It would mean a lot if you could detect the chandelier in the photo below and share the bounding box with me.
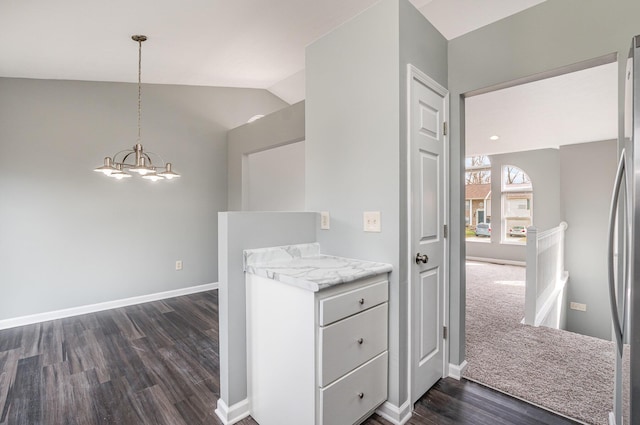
[94,35,180,181]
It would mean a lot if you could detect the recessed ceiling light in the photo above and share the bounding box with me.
[489,135,500,141]
[247,114,265,123]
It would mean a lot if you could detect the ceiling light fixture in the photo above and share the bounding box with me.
[94,35,180,181]
[489,135,500,141]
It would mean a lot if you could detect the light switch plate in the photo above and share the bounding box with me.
[363,211,381,232]
[320,211,330,230]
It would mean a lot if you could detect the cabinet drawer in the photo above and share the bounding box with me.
[319,280,388,326]
[319,303,387,386]
[319,351,388,425]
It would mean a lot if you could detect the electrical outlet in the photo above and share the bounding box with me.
[570,302,586,312]
[320,211,330,230]
[363,211,381,232]
[176,260,183,271]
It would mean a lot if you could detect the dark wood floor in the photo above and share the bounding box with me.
[0,290,579,425]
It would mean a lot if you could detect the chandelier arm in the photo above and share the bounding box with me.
[144,151,167,168]
[143,152,154,167]
[113,149,136,163]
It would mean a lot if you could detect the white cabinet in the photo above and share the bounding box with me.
[246,273,389,425]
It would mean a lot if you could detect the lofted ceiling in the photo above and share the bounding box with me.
[0,0,546,104]
[5,0,608,154]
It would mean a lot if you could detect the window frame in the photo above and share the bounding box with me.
[500,165,532,245]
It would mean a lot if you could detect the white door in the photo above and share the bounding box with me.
[408,65,448,404]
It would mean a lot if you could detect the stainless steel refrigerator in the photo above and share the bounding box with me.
[608,35,640,425]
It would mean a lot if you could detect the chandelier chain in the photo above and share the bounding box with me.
[137,38,142,143]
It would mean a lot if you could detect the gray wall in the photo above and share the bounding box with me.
[466,148,562,262]
[217,212,316,406]
[448,0,640,363]
[0,77,286,321]
[306,0,446,408]
[560,140,617,339]
[227,101,305,211]
[247,141,305,211]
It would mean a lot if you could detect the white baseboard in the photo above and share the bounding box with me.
[376,400,412,425]
[0,282,218,330]
[609,411,617,425]
[215,398,251,425]
[448,360,468,380]
[466,256,526,267]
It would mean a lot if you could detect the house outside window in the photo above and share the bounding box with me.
[502,165,532,243]
[465,156,491,239]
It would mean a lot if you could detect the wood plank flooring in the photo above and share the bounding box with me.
[0,291,579,425]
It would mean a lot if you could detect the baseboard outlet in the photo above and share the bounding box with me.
[215,398,251,425]
[376,400,412,425]
[0,282,218,330]
[449,360,468,380]
[466,256,526,267]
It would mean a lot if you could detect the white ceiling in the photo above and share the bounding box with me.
[5,0,606,153]
[414,0,546,40]
[0,0,546,104]
[465,62,618,156]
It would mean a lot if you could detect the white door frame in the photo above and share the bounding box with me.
[406,64,450,405]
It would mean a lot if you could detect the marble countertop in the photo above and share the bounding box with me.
[243,243,392,292]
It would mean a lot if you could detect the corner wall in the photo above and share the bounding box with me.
[306,0,447,409]
[306,0,402,403]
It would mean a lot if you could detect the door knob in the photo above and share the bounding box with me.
[415,253,429,264]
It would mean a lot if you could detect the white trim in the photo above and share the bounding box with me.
[214,398,251,425]
[376,400,412,425]
[466,256,526,267]
[448,360,468,380]
[406,62,414,414]
[608,411,617,425]
[0,282,218,330]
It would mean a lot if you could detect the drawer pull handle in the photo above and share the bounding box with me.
[358,298,365,305]
[357,338,364,344]
[358,393,364,399]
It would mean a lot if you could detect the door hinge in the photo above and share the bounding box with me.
[443,326,448,339]
[443,224,448,238]
[443,121,447,136]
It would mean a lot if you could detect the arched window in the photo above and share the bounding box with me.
[502,165,532,243]
[465,156,491,239]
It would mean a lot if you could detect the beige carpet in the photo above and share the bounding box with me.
[464,261,629,425]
